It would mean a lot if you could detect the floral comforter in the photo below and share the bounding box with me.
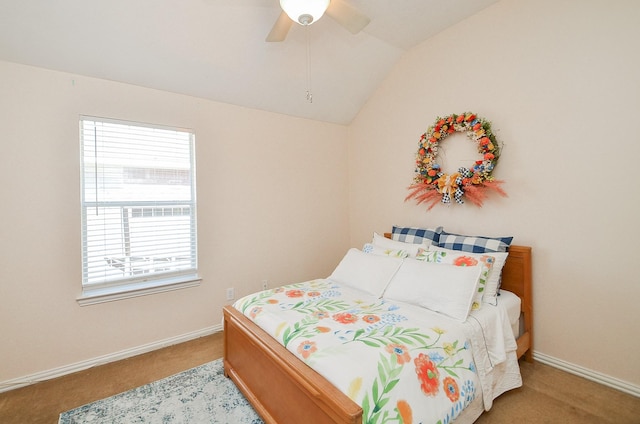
[233,279,520,424]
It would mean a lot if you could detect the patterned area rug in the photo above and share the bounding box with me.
[58,359,264,424]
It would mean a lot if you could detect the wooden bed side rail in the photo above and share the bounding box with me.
[223,305,363,424]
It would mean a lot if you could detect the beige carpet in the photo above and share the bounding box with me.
[477,360,640,424]
[1,333,638,424]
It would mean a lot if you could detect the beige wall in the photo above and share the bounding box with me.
[348,0,640,387]
[2,0,639,393]
[0,61,350,382]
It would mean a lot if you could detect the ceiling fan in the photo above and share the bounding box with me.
[266,0,370,42]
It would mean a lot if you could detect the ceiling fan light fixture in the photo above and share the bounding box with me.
[280,0,330,26]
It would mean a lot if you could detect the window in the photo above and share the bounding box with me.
[79,116,198,305]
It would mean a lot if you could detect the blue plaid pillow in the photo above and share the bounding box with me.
[438,231,513,253]
[391,226,442,246]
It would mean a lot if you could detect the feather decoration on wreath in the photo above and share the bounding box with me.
[482,180,508,197]
[404,184,442,210]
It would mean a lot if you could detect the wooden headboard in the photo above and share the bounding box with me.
[501,245,533,361]
[383,233,533,362]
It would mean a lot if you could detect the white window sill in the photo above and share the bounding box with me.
[77,274,202,306]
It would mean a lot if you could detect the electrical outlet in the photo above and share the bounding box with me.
[261,280,268,290]
[226,287,235,300]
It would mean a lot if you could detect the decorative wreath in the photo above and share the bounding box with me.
[406,112,506,210]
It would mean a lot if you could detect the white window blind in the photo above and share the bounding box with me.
[80,117,197,290]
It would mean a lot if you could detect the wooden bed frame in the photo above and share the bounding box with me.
[223,239,533,424]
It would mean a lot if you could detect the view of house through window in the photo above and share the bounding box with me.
[80,117,197,290]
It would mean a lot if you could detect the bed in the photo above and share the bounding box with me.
[223,232,532,424]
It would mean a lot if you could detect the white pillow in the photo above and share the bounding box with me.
[372,232,429,258]
[430,246,508,306]
[328,248,403,297]
[415,248,494,311]
[383,259,482,321]
[362,243,410,258]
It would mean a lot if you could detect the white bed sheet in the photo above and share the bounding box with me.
[496,289,522,339]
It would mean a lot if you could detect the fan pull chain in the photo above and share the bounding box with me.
[305,26,313,103]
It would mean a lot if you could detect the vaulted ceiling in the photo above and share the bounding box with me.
[0,0,500,124]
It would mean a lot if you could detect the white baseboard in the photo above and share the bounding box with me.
[0,324,223,394]
[5,333,638,399]
[534,351,640,397]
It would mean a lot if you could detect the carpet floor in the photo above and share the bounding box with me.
[1,333,639,424]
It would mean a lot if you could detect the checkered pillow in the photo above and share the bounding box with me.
[438,231,513,253]
[391,226,442,246]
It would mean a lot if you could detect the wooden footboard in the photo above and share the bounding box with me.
[223,305,362,424]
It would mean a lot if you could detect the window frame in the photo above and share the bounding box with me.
[78,116,200,306]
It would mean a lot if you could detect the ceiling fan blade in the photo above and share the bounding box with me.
[266,11,293,42]
[325,0,370,34]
